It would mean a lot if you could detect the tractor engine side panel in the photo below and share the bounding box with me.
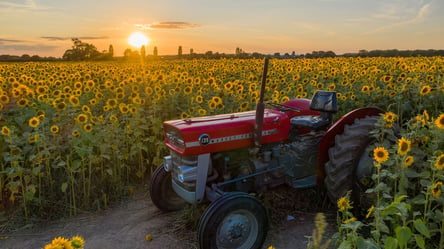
[164,110,291,156]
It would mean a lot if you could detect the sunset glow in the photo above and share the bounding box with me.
[128,32,150,49]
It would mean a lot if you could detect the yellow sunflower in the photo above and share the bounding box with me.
[403,156,414,167]
[50,125,59,134]
[76,114,88,124]
[83,123,93,133]
[435,154,444,171]
[435,113,444,129]
[373,147,389,164]
[51,236,73,249]
[70,235,85,248]
[397,137,411,156]
[337,196,351,211]
[431,181,443,198]
[1,126,10,136]
[28,117,40,128]
[420,85,432,96]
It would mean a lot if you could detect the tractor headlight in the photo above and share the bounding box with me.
[177,165,197,183]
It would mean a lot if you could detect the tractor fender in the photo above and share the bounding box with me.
[316,107,384,185]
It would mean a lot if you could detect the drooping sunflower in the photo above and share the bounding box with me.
[420,85,432,96]
[431,181,443,198]
[403,155,414,167]
[1,126,10,136]
[81,105,91,114]
[383,112,397,128]
[198,108,207,116]
[16,98,28,107]
[435,113,444,129]
[27,133,40,143]
[106,98,118,108]
[195,95,203,104]
[435,154,444,171]
[119,103,129,114]
[69,95,80,107]
[373,147,389,164]
[397,137,411,156]
[54,100,67,111]
[337,196,351,211]
[28,117,40,128]
[365,205,375,219]
[72,130,80,138]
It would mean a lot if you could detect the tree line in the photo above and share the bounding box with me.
[1,38,444,62]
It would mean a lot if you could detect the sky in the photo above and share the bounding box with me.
[0,0,443,57]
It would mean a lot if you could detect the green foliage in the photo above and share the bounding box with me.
[333,111,444,249]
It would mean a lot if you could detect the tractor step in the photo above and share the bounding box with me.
[291,175,317,188]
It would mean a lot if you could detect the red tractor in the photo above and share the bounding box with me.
[150,58,383,249]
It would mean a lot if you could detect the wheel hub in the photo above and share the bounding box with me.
[217,212,255,248]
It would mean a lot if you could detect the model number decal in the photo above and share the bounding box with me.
[187,129,277,148]
[198,134,210,146]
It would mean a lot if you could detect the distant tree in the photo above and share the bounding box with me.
[108,44,114,57]
[153,46,158,57]
[62,38,101,60]
[178,46,182,57]
[123,48,140,60]
[190,48,194,55]
[140,45,146,59]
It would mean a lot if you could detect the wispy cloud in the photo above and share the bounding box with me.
[0,0,50,11]
[135,21,202,30]
[41,36,109,41]
[365,1,432,34]
[0,38,26,43]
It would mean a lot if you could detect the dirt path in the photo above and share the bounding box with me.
[0,188,335,249]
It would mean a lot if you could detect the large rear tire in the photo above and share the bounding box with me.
[149,164,186,211]
[198,192,268,249]
[324,116,379,210]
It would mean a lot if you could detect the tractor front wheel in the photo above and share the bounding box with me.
[324,116,379,211]
[198,192,268,249]
[149,164,186,211]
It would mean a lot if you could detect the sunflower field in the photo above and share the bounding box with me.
[0,58,443,243]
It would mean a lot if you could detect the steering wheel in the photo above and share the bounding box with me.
[266,102,300,112]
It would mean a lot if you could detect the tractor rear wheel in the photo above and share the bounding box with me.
[198,192,268,249]
[324,116,379,212]
[150,164,186,211]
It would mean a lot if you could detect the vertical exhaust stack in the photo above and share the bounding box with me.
[254,57,269,147]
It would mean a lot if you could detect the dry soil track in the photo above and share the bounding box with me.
[0,187,335,249]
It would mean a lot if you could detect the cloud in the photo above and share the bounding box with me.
[0,38,26,43]
[0,0,51,11]
[135,21,202,30]
[365,2,432,34]
[41,36,109,41]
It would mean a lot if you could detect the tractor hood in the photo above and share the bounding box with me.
[163,109,290,155]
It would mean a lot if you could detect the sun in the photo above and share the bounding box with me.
[128,32,150,48]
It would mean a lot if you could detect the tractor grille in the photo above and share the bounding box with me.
[169,150,198,191]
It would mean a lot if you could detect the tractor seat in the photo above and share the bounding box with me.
[290,91,338,130]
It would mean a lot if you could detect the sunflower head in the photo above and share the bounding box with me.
[435,113,444,130]
[397,137,411,156]
[373,146,389,164]
[435,154,444,171]
[28,117,40,128]
[431,181,443,198]
[403,156,414,167]
[337,195,351,211]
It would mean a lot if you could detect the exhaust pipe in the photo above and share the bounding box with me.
[254,57,269,147]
